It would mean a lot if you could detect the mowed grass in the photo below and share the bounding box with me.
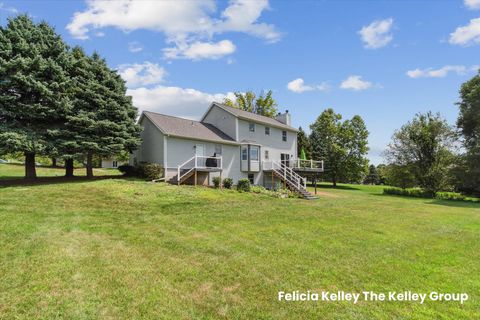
[0,166,479,319]
[0,163,120,180]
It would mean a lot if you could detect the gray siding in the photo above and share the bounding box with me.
[237,119,297,163]
[202,105,237,140]
[134,116,165,165]
[164,136,246,184]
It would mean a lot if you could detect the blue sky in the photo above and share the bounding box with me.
[1,0,479,164]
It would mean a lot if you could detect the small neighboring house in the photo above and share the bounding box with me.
[131,102,323,199]
[101,158,124,169]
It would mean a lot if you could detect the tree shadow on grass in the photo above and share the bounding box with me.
[426,199,480,209]
[0,175,128,188]
[375,193,480,208]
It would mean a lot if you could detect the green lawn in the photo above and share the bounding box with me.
[0,163,121,180]
[0,165,479,319]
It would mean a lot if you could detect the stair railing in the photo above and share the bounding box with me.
[177,156,195,185]
[269,161,307,191]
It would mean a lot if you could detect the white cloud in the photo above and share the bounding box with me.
[465,0,480,10]
[67,0,280,59]
[216,0,280,43]
[0,2,18,13]
[406,65,479,78]
[449,18,480,46]
[358,18,394,49]
[118,62,167,87]
[340,75,373,91]
[128,41,143,53]
[128,85,234,119]
[163,40,236,60]
[287,78,330,93]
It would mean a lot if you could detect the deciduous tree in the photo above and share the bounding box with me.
[223,90,278,118]
[385,112,456,195]
[456,71,480,195]
[310,109,369,187]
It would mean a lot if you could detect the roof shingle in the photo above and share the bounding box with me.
[212,102,298,132]
[143,111,237,144]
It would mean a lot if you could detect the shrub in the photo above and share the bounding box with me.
[237,178,251,192]
[435,192,466,201]
[251,185,266,193]
[118,165,135,176]
[223,178,233,189]
[383,187,433,198]
[212,176,221,188]
[136,163,163,180]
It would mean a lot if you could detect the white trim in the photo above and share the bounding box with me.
[163,135,168,169]
[235,117,239,140]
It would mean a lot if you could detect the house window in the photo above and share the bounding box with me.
[241,147,248,160]
[249,122,255,132]
[264,150,269,160]
[282,130,287,142]
[215,144,222,155]
[112,161,118,168]
[265,127,270,135]
[248,173,254,184]
[250,147,259,161]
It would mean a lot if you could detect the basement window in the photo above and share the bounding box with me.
[248,173,254,184]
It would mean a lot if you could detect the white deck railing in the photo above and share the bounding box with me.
[177,155,222,184]
[282,159,324,171]
[263,160,307,191]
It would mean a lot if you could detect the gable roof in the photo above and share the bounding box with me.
[142,111,237,144]
[202,102,298,132]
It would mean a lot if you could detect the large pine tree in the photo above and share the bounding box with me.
[61,51,141,178]
[0,15,71,178]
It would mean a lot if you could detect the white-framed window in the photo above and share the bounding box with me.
[282,130,287,142]
[241,147,248,160]
[249,122,255,132]
[215,144,222,155]
[250,147,259,161]
[112,161,118,168]
[265,127,270,135]
[264,150,269,160]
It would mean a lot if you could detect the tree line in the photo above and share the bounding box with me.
[0,15,141,179]
[298,72,480,196]
[380,72,480,197]
[296,72,480,197]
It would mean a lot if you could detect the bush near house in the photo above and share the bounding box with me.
[223,178,233,189]
[212,177,221,188]
[136,163,163,180]
[118,165,136,177]
[237,178,251,192]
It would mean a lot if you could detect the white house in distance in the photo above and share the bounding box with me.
[131,102,323,199]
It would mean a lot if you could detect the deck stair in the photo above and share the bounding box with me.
[169,155,222,185]
[268,161,318,200]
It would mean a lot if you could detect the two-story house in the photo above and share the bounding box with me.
[131,102,323,198]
